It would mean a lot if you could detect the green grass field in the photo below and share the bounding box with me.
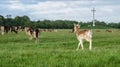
[0,29,120,67]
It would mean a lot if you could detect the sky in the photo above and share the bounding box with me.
[0,0,120,22]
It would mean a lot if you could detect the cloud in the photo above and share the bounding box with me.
[6,0,25,10]
[0,0,120,22]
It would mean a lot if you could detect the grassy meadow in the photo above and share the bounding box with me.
[0,29,120,67]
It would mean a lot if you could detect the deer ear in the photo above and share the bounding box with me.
[77,24,80,28]
[74,23,76,26]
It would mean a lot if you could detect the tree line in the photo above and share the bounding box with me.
[0,15,120,29]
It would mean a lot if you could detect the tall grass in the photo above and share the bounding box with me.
[0,29,120,67]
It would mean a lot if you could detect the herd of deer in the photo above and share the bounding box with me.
[0,24,117,50]
[0,26,56,43]
[96,29,113,33]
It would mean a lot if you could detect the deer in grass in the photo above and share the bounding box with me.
[25,27,40,43]
[73,23,92,50]
[106,29,112,33]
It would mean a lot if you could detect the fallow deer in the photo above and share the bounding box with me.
[0,26,21,34]
[0,26,5,35]
[25,27,40,43]
[74,23,92,50]
[96,30,100,32]
[106,29,112,33]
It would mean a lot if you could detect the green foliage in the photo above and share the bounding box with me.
[4,18,14,26]
[108,22,120,29]
[0,15,120,29]
[0,15,5,26]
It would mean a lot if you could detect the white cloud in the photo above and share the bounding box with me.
[7,0,25,10]
[1,0,120,22]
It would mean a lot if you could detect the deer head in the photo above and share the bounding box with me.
[74,23,80,33]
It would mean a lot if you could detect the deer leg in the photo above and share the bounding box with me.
[35,37,39,44]
[35,38,37,44]
[29,35,33,40]
[80,40,84,50]
[1,31,4,35]
[76,42,81,50]
[89,39,92,50]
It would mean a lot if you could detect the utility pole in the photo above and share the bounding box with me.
[91,8,96,26]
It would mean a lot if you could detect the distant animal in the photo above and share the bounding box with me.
[73,23,92,50]
[48,29,54,32]
[10,26,19,34]
[0,26,5,35]
[0,26,21,35]
[25,27,40,43]
[106,30,112,33]
[96,30,101,32]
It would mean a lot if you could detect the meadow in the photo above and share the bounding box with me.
[0,29,120,67]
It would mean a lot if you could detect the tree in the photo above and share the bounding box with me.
[22,16,31,27]
[0,15,5,26]
[0,15,120,29]
[14,16,23,26]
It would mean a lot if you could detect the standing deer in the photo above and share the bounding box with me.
[0,26,5,35]
[73,23,92,50]
[25,27,40,43]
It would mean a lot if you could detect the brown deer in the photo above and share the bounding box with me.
[96,30,101,32]
[73,23,92,50]
[0,26,5,35]
[25,27,40,43]
[106,30,112,33]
